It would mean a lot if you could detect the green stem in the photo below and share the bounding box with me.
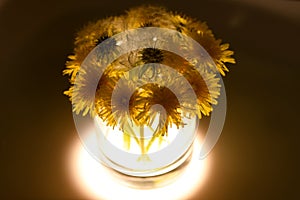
[140,125,145,155]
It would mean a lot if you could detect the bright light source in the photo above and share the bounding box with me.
[69,134,210,200]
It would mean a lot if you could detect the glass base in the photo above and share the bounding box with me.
[94,116,197,177]
[102,146,193,188]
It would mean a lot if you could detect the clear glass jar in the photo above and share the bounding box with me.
[94,115,198,177]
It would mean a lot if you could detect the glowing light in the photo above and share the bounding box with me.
[69,135,211,199]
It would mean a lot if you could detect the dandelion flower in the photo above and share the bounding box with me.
[63,5,235,154]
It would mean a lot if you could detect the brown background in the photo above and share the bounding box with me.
[0,0,299,199]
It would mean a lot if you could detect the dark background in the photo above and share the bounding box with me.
[0,0,299,199]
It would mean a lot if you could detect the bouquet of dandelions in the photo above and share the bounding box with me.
[63,5,235,158]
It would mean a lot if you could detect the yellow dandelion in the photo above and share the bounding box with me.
[95,75,137,129]
[63,5,235,154]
